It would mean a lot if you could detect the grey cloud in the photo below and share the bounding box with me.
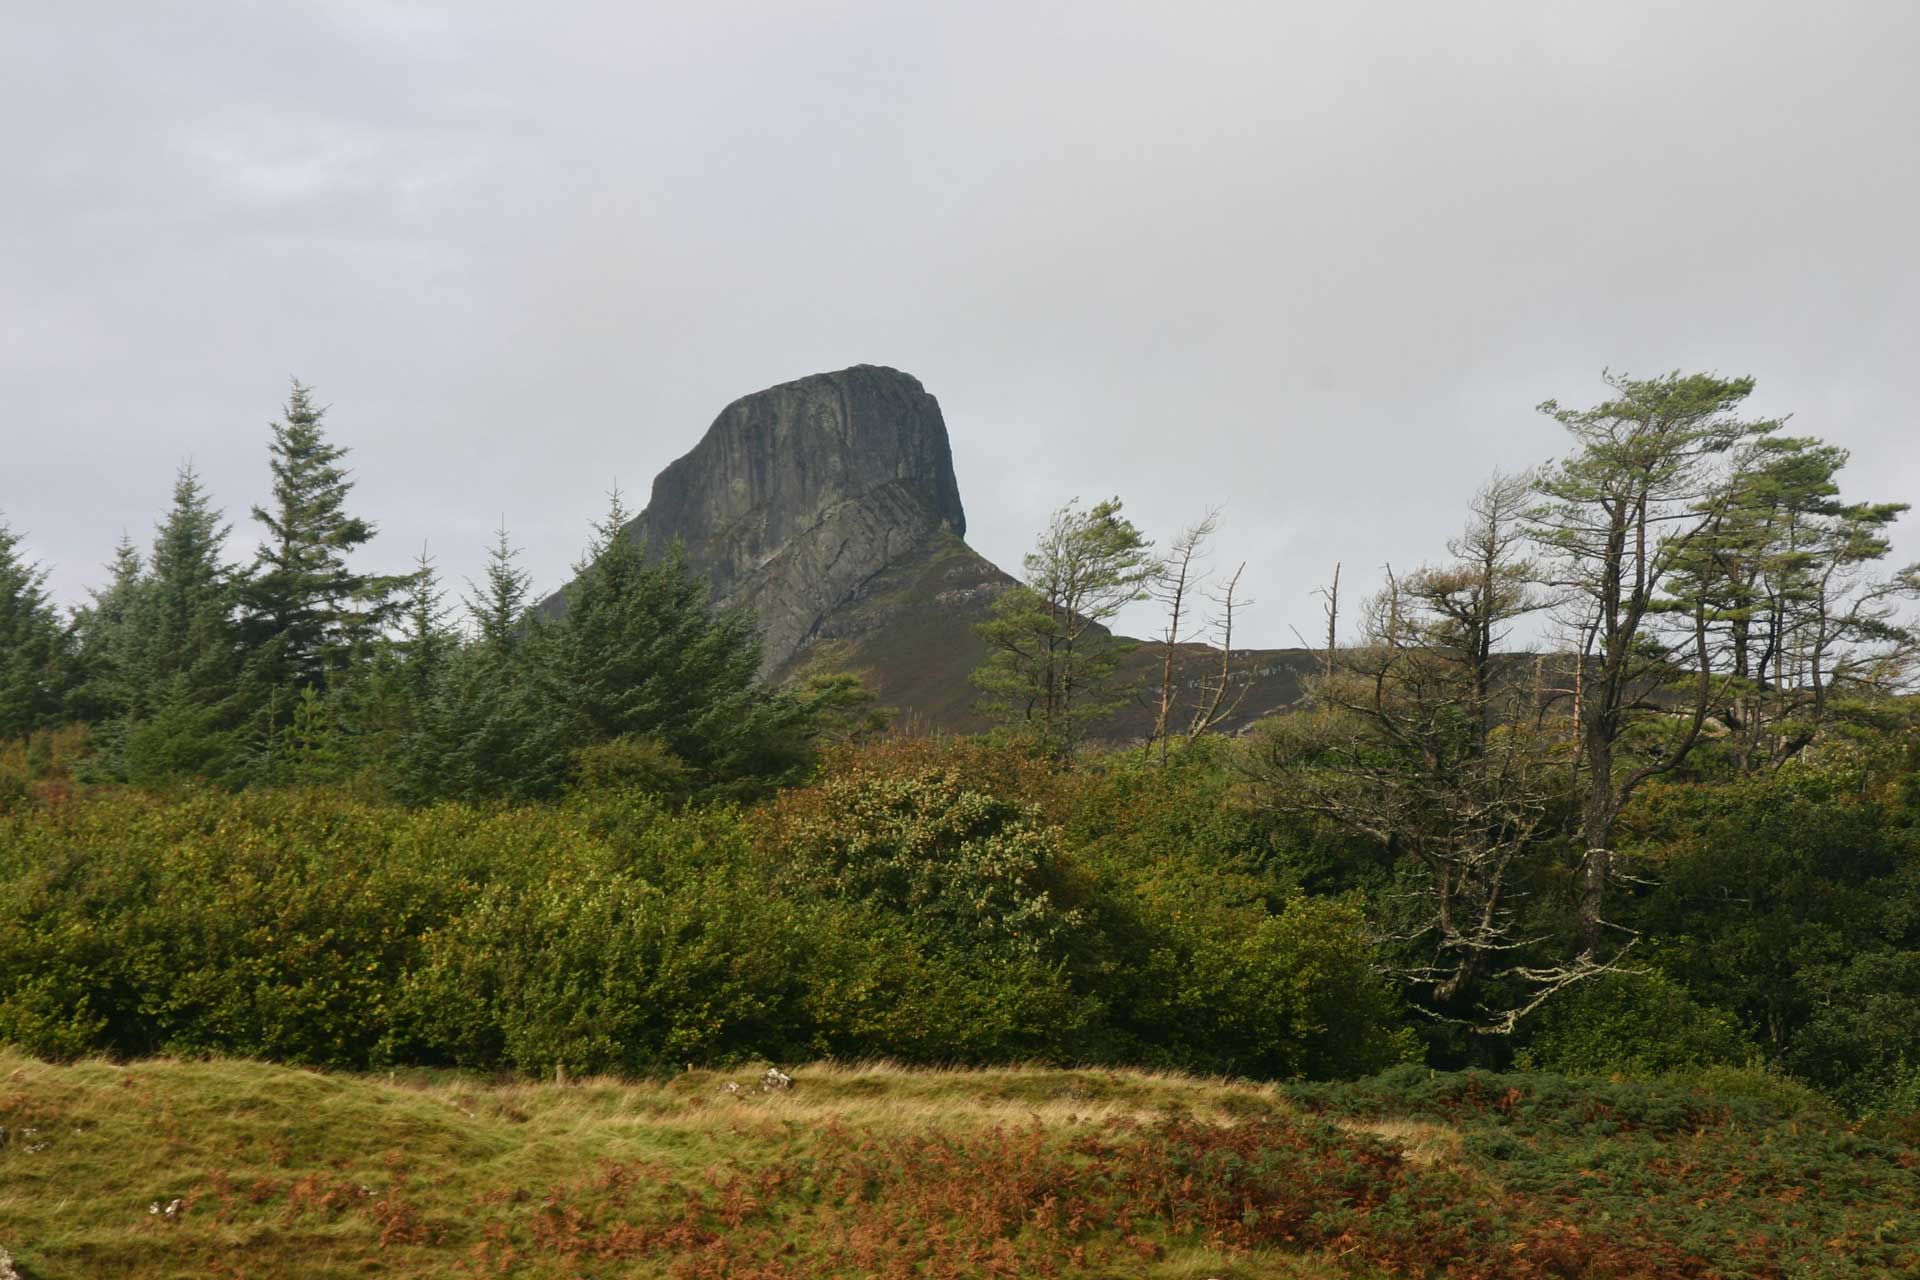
[5,0,1916,645]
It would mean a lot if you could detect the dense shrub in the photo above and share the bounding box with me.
[0,765,1412,1079]
[769,769,1091,958]
[399,822,812,1073]
[1628,770,1920,1111]
[1523,970,1754,1076]
[0,790,574,1063]
[1057,750,1416,1076]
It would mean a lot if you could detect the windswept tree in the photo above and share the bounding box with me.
[1674,434,1916,772]
[973,497,1156,754]
[238,381,405,708]
[1528,371,1782,956]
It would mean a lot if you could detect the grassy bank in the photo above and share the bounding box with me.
[3,1053,1916,1278]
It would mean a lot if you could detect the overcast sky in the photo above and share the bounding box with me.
[6,1,1916,647]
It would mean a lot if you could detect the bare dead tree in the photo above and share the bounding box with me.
[1247,473,1595,1031]
[1187,561,1251,741]
[1147,509,1219,762]
[1317,562,1341,678]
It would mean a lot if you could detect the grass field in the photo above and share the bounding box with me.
[2,1052,1916,1279]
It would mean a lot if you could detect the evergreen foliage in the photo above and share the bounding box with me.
[530,491,815,796]
[0,518,70,743]
[391,530,573,804]
[237,381,405,705]
[116,466,251,783]
[66,534,143,726]
[465,519,532,650]
[5,362,1919,1129]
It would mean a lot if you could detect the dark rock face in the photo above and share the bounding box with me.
[539,362,1332,736]
[543,365,967,676]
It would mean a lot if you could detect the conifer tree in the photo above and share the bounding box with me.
[68,535,144,725]
[103,465,250,783]
[351,548,459,785]
[465,520,533,650]
[531,491,812,793]
[1529,371,1781,954]
[1672,434,1916,771]
[390,523,568,803]
[238,381,404,703]
[0,518,70,744]
[398,548,457,707]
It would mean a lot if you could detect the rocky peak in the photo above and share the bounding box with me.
[544,365,968,675]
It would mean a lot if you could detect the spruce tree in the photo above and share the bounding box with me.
[391,523,567,804]
[68,535,144,725]
[238,381,404,702]
[398,548,457,707]
[531,491,812,794]
[0,518,69,744]
[143,465,233,666]
[466,520,533,650]
[112,465,249,783]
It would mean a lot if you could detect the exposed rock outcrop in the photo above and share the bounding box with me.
[541,363,1322,736]
[542,365,967,677]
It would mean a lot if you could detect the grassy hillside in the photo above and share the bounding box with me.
[4,1053,1916,1279]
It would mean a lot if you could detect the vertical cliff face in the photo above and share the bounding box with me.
[542,365,969,675]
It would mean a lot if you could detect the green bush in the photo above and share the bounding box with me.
[0,761,1417,1081]
[0,790,572,1065]
[1628,771,1920,1110]
[1060,752,1415,1077]
[765,768,1106,1061]
[1523,971,1754,1077]
[568,734,693,800]
[773,769,1091,957]
[401,860,809,1074]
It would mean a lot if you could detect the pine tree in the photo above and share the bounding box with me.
[1529,371,1781,953]
[0,518,70,744]
[238,381,404,702]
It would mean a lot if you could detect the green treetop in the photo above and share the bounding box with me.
[0,517,71,743]
[238,381,405,700]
